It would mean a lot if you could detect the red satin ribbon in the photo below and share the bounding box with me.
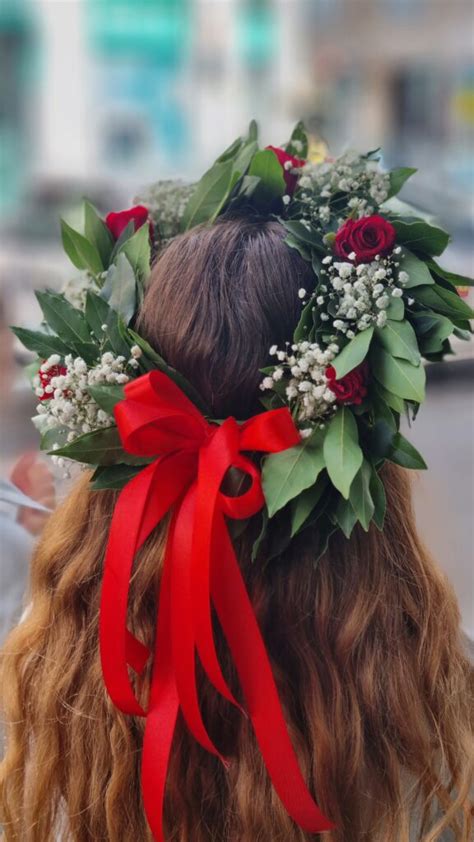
[99,370,333,839]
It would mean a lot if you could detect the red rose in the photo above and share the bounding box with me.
[265,145,306,194]
[105,204,153,241]
[334,215,396,264]
[38,363,67,401]
[325,361,369,406]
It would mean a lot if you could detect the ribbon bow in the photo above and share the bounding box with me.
[99,371,333,840]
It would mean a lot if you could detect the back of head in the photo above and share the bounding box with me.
[1,218,472,842]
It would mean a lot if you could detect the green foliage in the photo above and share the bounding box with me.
[426,258,474,288]
[10,326,70,358]
[371,348,425,402]
[100,253,137,325]
[375,319,420,365]
[91,463,144,490]
[388,433,427,470]
[286,120,309,159]
[323,407,363,499]
[334,495,358,539]
[84,201,114,267]
[35,291,98,362]
[349,458,375,531]
[116,222,151,282]
[61,219,103,275]
[412,285,474,321]
[50,426,150,467]
[387,167,417,199]
[248,149,286,205]
[332,327,374,378]
[88,384,125,415]
[290,473,327,536]
[397,249,434,288]
[262,428,326,518]
[391,219,450,256]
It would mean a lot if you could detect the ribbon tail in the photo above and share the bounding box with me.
[100,462,158,717]
[170,492,227,763]
[142,529,179,842]
[211,518,334,834]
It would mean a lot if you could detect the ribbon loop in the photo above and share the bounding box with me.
[99,370,334,841]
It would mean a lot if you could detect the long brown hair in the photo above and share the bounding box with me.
[1,218,473,841]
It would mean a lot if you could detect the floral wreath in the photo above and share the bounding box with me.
[13,120,473,841]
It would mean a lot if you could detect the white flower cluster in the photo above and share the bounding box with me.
[316,249,406,337]
[260,341,338,424]
[134,179,195,244]
[34,347,142,440]
[61,271,100,310]
[297,152,390,229]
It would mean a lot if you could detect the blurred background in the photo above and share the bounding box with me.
[0,0,473,637]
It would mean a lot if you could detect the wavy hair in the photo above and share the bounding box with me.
[1,218,473,841]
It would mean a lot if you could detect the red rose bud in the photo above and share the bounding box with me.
[265,145,306,194]
[105,204,154,241]
[334,215,396,264]
[326,361,369,406]
[38,363,67,401]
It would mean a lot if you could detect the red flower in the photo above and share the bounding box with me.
[265,145,306,194]
[38,363,67,401]
[334,215,396,264]
[325,361,369,406]
[105,205,154,241]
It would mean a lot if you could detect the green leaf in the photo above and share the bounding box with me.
[411,285,474,320]
[35,291,97,362]
[85,290,111,342]
[286,120,308,159]
[415,313,454,354]
[387,167,417,199]
[101,253,137,325]
[11,326,70,358]
[50,426,149,467]
[109,221,135,261]
[332,327,374,378]
[40,425,71,451]
[294,296,316,342]
[375,319,420,365]
[91,463,144,490]
[372,381,406,414]
[388,433,427,470]
[282,220,325,252]
[398,249,434,288]
[248,149,286,204]
[323,407,363,499]
[88,384,125,415]
[290,473,327,537]
[182,159,239,229]
[116,222,151,281]
[391,219,450,256]
[84,201,114,268]
[385,296,405,321]
[425,258,474,288]
[349,458,375,531]
[369,464,386,530]
[262,428,326,518]
[60,219,104,274]
[371,349,425,402]
[334,495,358,539]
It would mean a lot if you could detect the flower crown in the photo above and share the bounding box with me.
[13,120,473,841]
[14,120,472,556]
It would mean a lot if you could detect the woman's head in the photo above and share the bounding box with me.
[138,216,314,417]
[1,217,473,842]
